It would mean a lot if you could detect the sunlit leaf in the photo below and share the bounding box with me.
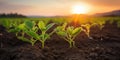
[25,20,34,29]
[72,27,81,35]
[2,20,11,29]
[62,23,67,30]
[25,30,39,40]
[38,21,46,31]
[46,23,55,31]
[40,34,50,41]
[18,36,31,43]
[9,27,20,33]
[57,31,66,36]
[67,26,73,35]
[18,23,26,30]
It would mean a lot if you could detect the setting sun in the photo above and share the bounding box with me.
[71,3,91,14]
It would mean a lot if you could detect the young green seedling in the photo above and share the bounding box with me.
[98,21,105,30]
[8,20,23,36]
[16,20,55,47]
[81,23,96,39]
[2,20,12,31]
[97,21,105,40]
[38,21,55,48]
[24,20,39,46]
[55,23,82,48]
[18,20,38,46]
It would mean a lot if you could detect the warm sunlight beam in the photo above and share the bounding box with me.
[71,3,91,14]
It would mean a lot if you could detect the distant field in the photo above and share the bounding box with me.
[0,17,120,27]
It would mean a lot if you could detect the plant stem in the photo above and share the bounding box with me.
[41,41,45,48]
[16,32,18,36]
[22,32,24,37]
[73,41,76,47]
[49,30,55,36]
[32,42,34,46]
[87,33,90,38]
[69,41,72,48]
[31,38,35,46]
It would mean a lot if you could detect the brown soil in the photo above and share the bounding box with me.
[0,21,120,60]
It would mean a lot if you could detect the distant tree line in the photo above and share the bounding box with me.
[0,13,27,18]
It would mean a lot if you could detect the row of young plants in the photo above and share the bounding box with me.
[1,20,106,48]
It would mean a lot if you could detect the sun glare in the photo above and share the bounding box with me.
[71,3,91,14]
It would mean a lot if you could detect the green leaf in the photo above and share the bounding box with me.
[72,27,81,35]
[44,34,49,40]
[56,31,66,36]
[39,34,50,41]
[38,21,46,31]
[2,20,11,29]
[25,30,39,40]
[55,26,62,31]
[18,23,26,30]
[32,26,38,32]
[8,27,20,33]
[18,36,31,43]
[62,23,67,30]
[62,23,67,28]
[81,24,91,31]
[67,26,73,35]
[46,23,55,31]
[25,20,34,29]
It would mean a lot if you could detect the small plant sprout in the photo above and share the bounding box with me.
[18,20,38,46]
[81,23,95,39]
[2,20,12,31]
[8,21,22,36]
[38,21,55,48]
[98,21,105,30]
[24,20,39,46]
[55,23,82,48]
[15,20,55,48]
[97,21,105,40]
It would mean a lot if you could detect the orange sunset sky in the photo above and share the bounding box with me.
[0,0,120,16]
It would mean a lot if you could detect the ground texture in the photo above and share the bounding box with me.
[0,21,120,60]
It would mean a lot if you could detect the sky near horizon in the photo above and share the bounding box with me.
[0,0,120,16]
